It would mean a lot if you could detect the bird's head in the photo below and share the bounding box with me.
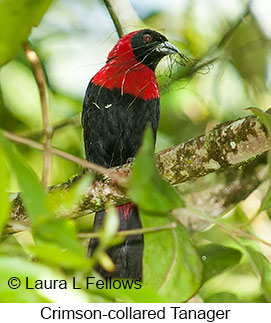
[107,29,179,71]
[92,29,180,99]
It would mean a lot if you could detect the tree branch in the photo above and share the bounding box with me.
[156,112,271,185]
[78,222,177,239]
[103,0,124,38]
[23,42,52,187]
[25,116,80,141]
[3,131,126,186]
[176,153,267,232]
[7,110,271,227]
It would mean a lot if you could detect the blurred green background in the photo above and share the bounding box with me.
[0,0,271,303]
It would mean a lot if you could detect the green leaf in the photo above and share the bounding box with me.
[36,218,85,254]
[228,15,269,92]
[30,243,89,269]
[129,127,185,213]
[0,256,90,302]
[1,135,48,223]
[141,212,202,302]
[224,205,248,224]
[204,292,240,303]
[1,136,85,257]
[87,281,167,303]
[0,143,10,234]
[0,0,53,66]
[248,107,271,137]
[246,246,271,302]
[100,208,120,245]
[47,173,92,216]
[90,209,122,273]
[259,181,271,213]
[197,244,242,283]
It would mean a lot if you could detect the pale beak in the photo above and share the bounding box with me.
[156,41,179,55]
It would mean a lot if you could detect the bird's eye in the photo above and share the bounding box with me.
[143,34,152,42]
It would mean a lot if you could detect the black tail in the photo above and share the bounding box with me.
[88,203,143,280]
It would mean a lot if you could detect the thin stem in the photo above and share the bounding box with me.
[103,0,124,38]
[23,42,52,188]
[188,206,271,248]
[3,131,127,186]
[25,116,80,140]
[78,222,177,239]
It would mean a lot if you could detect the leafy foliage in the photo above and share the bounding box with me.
[0,0,271,304]
[142,212,202,302]
[129,126,185,212]
[198,244,242,283]
[246,246,271,302]
[129,127,201,301]
[204,292,240,303]
[0,0,53,66]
